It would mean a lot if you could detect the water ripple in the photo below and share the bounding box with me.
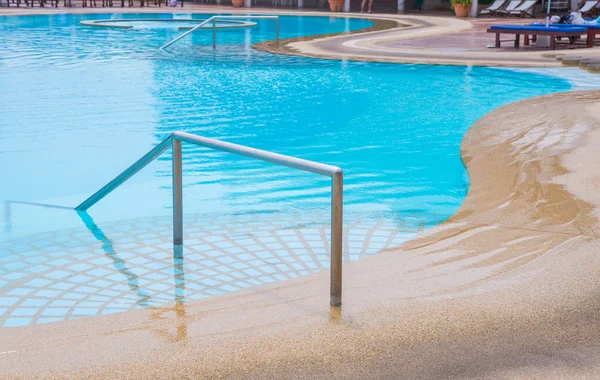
[0,13,572,234]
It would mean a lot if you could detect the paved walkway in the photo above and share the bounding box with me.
[278,15,600,66]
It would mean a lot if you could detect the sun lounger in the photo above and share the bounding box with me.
[24,0,58,6]
[508,0,538,17]
[532,22,600,47]
[0,0,20,7]
[542,0,570,11]
[496,0,524,16]
[478,0,508,16]
[578,0,600,17]
[488,25,587,49]
[140,0,162,5]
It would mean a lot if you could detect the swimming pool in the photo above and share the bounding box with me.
[0,13,573,327]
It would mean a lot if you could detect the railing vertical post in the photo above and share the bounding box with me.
[276,17,279,49]
[3,201,11,233]
[173,139,183,246]
[212,19,216,50]
[330,170,343,306]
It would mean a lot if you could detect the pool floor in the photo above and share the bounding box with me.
[0,212,417,327]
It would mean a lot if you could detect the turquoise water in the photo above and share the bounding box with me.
[0,14,571,230]
[0,14,572,327]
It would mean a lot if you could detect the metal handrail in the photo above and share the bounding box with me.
[75,131,344,306]
[160,15,279,51]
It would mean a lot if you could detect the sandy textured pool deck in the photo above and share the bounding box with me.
[2,7,600,379]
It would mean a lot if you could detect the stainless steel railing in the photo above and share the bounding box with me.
[75,131,344,306]
[160,15,279,51]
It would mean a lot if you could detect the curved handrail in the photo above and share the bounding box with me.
[159,15,279,51]
[159,16,215,50]
[74,131,344,306]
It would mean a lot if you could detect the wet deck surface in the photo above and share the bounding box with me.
[384,18,591,52]
[385,19,531,51]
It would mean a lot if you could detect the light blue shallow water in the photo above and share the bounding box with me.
[0,14,572,327]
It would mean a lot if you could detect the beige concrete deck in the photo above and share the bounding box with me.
[258,15,600,67]
[1,89,600,378]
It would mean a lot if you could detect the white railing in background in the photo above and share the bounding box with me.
[160,15,279,50]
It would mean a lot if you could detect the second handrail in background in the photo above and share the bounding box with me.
[160,15,279,51]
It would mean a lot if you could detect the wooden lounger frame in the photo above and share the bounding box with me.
[487,27,592,49]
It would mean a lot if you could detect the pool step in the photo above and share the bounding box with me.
[553,54,600,73]
[559,56,586,66]
[541,53,565,59]
[585,63,600,73]
[579,59,600,69]
[0,213,417,328]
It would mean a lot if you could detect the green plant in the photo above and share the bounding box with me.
[450,0,471,11]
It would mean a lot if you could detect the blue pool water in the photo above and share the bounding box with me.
[0,14,572,327]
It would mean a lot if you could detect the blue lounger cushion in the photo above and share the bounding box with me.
[490,25,587,32]
[531,22,600,29]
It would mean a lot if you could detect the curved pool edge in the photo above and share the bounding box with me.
[2,90,600,378]
[252,15,402,55]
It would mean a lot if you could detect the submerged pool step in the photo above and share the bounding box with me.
[541,53,565,59]
[585,63,600,73]
[0,213,418,328]
[560,56,586,66]
[579,59,600,68]
[555,54,600,73]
